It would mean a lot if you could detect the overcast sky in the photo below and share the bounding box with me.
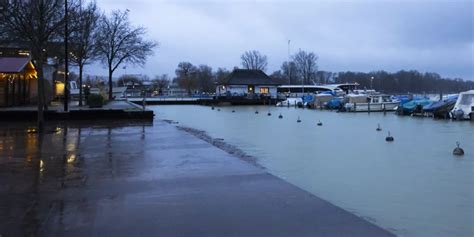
[85,0,473,81]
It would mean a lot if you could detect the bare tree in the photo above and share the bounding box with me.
[0,0,66,132]
[175,62,198,95]
[152,74,170,95]
[240,50,268,71]
[293,50,318,86]
[95,10,157,100]
[281,61,299,85]
[117,74,141,87]
[197,65,214,93]
[215,67,231,84]
[69,0,99,106]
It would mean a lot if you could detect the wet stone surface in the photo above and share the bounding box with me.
[0,120,395,237]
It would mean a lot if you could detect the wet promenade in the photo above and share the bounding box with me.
[0,120,394,236]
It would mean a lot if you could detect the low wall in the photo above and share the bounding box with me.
[0,109,154,121]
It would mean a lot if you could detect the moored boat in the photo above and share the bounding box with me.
[397,99,432,116]
[311,93,334,109]
[450,90,474,120]
[344,94,399,112]
[423,95,458,119]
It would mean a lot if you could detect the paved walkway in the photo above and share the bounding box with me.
[0,120,395,237]
[0,100,142,111]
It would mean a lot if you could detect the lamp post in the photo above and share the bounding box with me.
[370,76,374,90]
[287,40,291,94]
[64,0,69,111]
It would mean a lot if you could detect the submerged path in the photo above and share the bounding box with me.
[0,120,395,237]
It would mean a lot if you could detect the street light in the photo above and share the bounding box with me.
[370,76,374,90]
[63,0,70,111]
[288,40,291,87]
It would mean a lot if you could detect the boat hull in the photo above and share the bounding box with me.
[344,102,399,112]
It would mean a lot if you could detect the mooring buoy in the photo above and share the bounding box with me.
[267,112,272,116]
[232,110,235,113]
[317,120,323,126]
[385,131,394,142]
[217,108,221,111]
[211,106,215,110]
[376,123,382,131]
[297,116,301,123]
[453,142,464,156]
[278,113,283,119]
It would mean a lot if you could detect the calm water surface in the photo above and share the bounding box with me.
[153,105,474,237]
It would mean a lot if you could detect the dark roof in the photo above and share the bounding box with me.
[0,57,31,73]
[220,69,280,85]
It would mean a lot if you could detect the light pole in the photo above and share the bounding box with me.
[287,40,291,94]
[370,76,374,90]
[64,0,69,111]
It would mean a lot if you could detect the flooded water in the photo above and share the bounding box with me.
[153,105,474,237]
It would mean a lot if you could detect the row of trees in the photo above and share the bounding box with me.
[0,0,156,131]
[334,70,474,94]
[168,49,472,95]
[240,49,472,93]
[174,62,230,94]
[240,49,319,86]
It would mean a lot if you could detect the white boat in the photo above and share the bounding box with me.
[311,93,334,109]
[344,94,399,112]
[276,97,303,107]
[450,90,474,120]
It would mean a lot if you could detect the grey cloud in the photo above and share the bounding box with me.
[87,0,473,80]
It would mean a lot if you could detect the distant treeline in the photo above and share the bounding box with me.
[332,70,474,94]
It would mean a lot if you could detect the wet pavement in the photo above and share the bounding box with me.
[0,120,395,237]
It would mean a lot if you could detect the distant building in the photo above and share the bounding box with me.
[216,69,280,99]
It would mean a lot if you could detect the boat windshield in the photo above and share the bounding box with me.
[459,94,474,105]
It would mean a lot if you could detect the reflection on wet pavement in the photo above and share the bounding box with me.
[0,121,155,236]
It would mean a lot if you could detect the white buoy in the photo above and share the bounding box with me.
[453,142,464,156]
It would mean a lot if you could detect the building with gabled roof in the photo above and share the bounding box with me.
[216,69,280,99]
[0,56,38,106]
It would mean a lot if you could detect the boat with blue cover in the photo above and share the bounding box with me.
[397,99,432,115]
[423,95,458,118]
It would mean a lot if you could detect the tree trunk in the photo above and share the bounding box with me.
[79,64,83,106]
[108,67,113,100]
[36,61,45,133]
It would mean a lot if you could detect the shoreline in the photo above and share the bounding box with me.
[162,119,263,169]
[162,119,396,235]
[176,125,265,169]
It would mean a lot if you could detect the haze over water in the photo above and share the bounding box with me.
[154,105,474,237]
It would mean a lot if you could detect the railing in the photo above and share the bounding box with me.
[126,95,214,102]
